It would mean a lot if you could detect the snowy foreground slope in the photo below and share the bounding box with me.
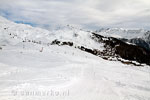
[0,16,150,100]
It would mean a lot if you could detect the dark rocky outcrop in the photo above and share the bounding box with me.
[51,39,73,46]
[51,39,61,45]
[120,38,150,51]
[92,33,150,65]
[115,44,150,65]
[62,42,73,46]
[78,46,101,55]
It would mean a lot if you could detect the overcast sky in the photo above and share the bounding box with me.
[0,0,150,30]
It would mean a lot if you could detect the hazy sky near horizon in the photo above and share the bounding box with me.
[0,0,150,30]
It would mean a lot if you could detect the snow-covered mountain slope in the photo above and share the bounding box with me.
[95,28,150,51]
[143,31,150,42]
[0,16,103,50]
[0,16,150,100]
[0,16,52,45]
[95,28,147,39]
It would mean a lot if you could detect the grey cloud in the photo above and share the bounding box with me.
[0,0,150,30]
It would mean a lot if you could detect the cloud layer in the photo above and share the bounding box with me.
[0,0,150,29]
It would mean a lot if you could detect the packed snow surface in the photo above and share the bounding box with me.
[0,44,150,100]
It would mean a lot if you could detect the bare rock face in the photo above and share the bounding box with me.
[120,37,150,51]
[62,42,73,46]
[114,41,150,65]
[129,38,150,50]
[92,33,150,65]
[51,40,73,47]
[51,39,61,45]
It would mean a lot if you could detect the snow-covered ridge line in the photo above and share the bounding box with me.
[0,16,104,51]
[0,16,150,66]
[95,28,149,39]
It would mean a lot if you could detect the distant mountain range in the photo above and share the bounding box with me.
[95,28,150,51]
